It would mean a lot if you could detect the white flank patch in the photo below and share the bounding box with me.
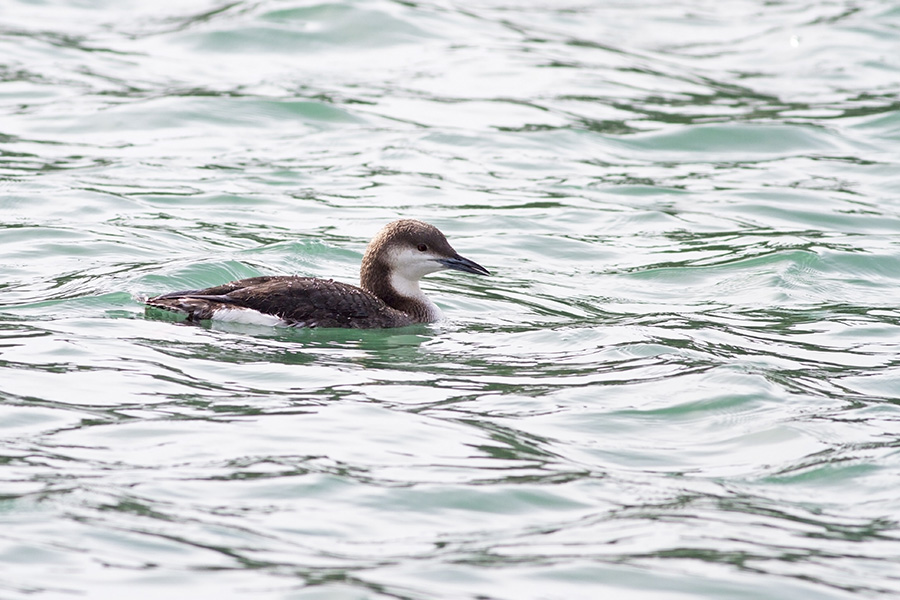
[211,307,286,326]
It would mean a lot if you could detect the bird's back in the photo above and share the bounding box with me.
[147,276,418,329]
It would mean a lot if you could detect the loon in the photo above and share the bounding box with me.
[145,219,489,328]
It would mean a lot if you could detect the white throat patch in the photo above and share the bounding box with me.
[389,272,442,321]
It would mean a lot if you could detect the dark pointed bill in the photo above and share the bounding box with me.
[436,254,490,276]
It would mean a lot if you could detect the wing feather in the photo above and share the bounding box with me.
[147,276,416,328]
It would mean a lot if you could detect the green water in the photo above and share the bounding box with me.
[2,1,900,599]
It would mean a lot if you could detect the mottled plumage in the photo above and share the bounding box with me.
[145,220,489,329]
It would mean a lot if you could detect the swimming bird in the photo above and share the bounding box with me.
[145,219,489,328]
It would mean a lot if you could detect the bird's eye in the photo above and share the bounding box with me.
[417,244,428,252]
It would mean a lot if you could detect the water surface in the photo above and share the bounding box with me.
[2,1,900,598]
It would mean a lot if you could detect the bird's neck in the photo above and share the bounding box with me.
[361,260,440,322]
